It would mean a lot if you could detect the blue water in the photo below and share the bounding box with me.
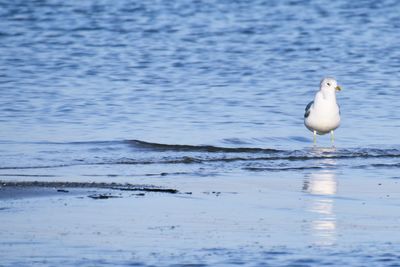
[1,0,400,179]
[1,0,400,266]
[1,0,400,147]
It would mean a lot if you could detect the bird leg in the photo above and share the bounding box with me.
[330,130,335,147]
[313,130,317,145]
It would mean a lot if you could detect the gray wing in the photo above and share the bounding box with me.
[304,101,313,118]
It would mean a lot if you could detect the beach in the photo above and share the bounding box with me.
[1,0,400,265]
[1,152,400,266]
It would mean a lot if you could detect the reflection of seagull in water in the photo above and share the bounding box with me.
[304,78,342,145]
[303,170,337,246]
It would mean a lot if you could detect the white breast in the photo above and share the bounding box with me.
[304,92,341,134]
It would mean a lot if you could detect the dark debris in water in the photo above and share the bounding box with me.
[57,189,69,193]
[112,186,179,194]
[88,194,121,200]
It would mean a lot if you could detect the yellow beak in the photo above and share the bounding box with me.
[335,85,341,91]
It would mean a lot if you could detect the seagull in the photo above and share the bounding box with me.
[304,77,342,145]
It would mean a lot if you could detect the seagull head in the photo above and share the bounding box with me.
[320,77,341,93]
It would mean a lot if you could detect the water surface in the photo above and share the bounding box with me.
[1,0,400,266]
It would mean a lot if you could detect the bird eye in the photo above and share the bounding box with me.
[327,82,331,86]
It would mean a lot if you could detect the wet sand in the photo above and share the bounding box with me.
[1,171,400,266]
[0,181,180,200]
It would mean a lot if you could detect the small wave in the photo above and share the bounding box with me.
[0,174,57,177]
[2,149,400,170]
[1,140,400,171]
[353,162,400,169]
[126,139,281,153]
[0,164,71,170]
[0,139,125,146]
[243,166,324,172]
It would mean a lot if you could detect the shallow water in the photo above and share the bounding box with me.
[1,0,400,266]
[1,0,400,146]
